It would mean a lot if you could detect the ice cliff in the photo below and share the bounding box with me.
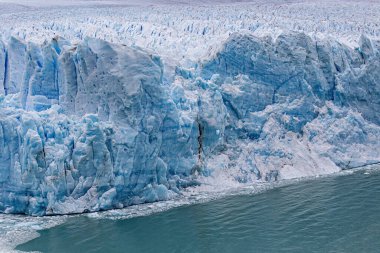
[0,32,379,215]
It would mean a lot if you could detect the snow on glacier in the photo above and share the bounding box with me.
[0,0,380,216]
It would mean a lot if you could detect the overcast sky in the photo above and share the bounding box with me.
[0,0,260,7]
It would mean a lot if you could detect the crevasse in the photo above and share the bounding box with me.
[0,32,379,215]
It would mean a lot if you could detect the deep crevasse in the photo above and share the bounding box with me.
[0,32,379,215]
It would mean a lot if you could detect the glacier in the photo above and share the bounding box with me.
[0,0,380,217]
[0,30,379,215]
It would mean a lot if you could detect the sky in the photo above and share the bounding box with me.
[0,0,258,7]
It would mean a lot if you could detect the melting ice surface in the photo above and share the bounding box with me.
[0,0,380,217]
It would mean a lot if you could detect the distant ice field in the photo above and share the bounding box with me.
[1,0,380,63]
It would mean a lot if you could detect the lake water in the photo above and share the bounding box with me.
[17,169,380,253]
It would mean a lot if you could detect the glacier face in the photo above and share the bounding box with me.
[0,31,379,215]
[0,37,202,215]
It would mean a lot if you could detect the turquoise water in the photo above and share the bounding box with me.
[18,170,380,253]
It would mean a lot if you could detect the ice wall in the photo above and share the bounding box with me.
[0,32,379,215]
